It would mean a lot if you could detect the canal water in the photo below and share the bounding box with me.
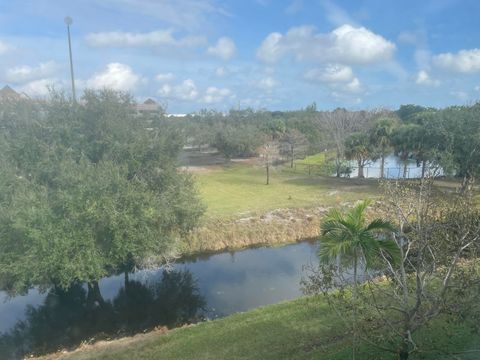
[0,241,319,359]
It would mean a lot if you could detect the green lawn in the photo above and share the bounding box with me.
[295,150,335,165]
[45,295,479,360]
[196,164,379,218]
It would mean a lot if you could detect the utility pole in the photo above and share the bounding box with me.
[64,16,76,103]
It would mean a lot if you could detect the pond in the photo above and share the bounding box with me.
[0,241,319,359]
[349,155,442,179]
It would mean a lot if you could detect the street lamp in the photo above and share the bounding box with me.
[64,16,76,103]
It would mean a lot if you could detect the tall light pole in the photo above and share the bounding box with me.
[64,16,76,103]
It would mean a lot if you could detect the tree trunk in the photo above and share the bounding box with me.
[399,332,410,360]
[336,152,341,177]
[380,154,385,179]
[124,271,130,289]
[421,159,426,178]
[352,256,358,360]
[290,145,294,168]
[266,163,270,185]
[87,281,105,308]
[399,349,409,360]
[403,159,408,179]
[357,160,364,178]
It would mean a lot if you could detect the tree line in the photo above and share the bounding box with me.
[177,102,480,190]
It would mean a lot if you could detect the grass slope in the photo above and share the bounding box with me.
[196,164,378,218]
[42,295,479,360]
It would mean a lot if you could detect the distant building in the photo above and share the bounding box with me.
[0,85,29,102]
[135,98,162,115]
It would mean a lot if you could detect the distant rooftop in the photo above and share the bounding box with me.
[143,98,157,105]
[0,85,30,101]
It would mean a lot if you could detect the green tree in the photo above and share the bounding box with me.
[369,117,397,178]
[0,89,204,296]
[319,201,398,360]
[344,132,375,178]
[437,104,480,191]
[390,124,419,178]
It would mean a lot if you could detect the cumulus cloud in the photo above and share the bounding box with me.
[304,64,354,83]
[207,37,236,60]
[18,78,63,97]
[158,79,199,101]
[304,64,361,93]
[86,29,206,48]
[433,49,480,73]
[256,24,395,65]
[5,61,58,84]
[256,76,278,91]
[202,86,233,103]
[86,63,144,91]
[156,72,175,82]
[415,70,440,87]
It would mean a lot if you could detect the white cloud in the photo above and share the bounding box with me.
[475,85,480,91]
[156,72,175,82]
[256,76,278,91]
[207,37,236,60]
[415,70,440,87]
[304,64,361,93]
[5,61,58,84]
[256,24,395,65]
[345,77,361,93]
[86,30,206,48]
[202,86,233,103]
[320,0,357,26]
[304,64,354,83]
[433,49,480,73]
[86,63,144,91]
[18,78,63,97]
[158,79,199,101]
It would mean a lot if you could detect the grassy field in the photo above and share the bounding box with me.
[40,295,479,360]
[195,164,379,218]
[294,150,335,165]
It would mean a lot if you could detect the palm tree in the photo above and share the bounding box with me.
[391,124,418,178]
[345,132,375,178]
[370,117,397,178]
[319,200,399,360]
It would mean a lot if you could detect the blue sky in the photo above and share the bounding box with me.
[0,0,479,113]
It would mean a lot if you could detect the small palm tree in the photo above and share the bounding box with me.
[319,200,398,360]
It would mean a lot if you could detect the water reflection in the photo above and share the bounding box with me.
[0,270,205,359]
[0,242,319,359]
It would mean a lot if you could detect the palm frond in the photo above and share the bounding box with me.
[365,218,396,233]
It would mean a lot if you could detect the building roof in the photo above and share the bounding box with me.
[143,98,157,105]
[0,85,30,101]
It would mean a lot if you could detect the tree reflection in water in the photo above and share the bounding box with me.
[0,269,205,360]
